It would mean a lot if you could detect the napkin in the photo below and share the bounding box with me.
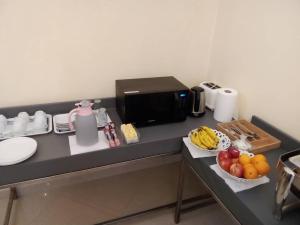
[68,131,109,155]
[183,137,217,158]
[210,164,270,193]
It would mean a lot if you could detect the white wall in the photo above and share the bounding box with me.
[208,0,300,139]
[1,0,299,138]
[0,0,218,107]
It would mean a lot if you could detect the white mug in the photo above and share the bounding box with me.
[34,110,46,118]
[0,115,6,121]
[13,117,27,135]
[33,113,47,132]
[18,112,30,123]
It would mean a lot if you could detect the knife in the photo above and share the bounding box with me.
[236,122,260,140]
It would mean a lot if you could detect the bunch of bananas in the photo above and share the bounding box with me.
[190,126,219,150]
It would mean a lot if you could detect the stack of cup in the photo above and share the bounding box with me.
[12,111,48,136]
[33,111,48,132]
[13,112,30,135]
[0,115,7,136]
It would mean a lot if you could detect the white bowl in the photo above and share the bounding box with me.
[216,150,267,183]
[188,129,231,152]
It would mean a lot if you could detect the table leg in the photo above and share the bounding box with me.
[174,159,185,224]
[0,187,16,225]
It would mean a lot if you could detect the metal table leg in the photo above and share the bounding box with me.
[174,159,185,224]
[0,188,16,225]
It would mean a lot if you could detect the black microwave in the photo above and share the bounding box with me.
[116,76,190,127]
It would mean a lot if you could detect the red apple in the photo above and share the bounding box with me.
[228,146,240,158]
[219,158,232,172]
[218,151,231,160]
[232,158,239,163]
[229,163,244,177]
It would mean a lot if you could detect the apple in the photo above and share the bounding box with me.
[228,146,240,158]
[232,158,239,163]
[229,163,244,177]
[218,151,231,160]
[219,158,232,172]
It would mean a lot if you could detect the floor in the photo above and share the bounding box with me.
[112,204,237,225]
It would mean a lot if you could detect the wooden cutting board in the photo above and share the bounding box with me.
[216,119,281,154]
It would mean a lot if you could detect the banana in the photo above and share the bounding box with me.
[191,133,199,146]
[202,126,219,144]
[199,131,215,149]
[191,131,208,149]
[190,132,198,145]
[204,133,218,149]
[197,134,210,149]
[198,134,212,149]
[191,126,220,150]
[194,132,207,148]
[199,127,218,149]
[200,129,215,146]
[196,138,208,149]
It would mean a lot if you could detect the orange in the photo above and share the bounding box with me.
[239,154,251,165]
[243,166,258,179]
[254,160,270,176]
[243,163,255,169]
[251,154,267,164]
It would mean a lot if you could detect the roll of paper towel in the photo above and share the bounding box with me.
[213,88,238,122]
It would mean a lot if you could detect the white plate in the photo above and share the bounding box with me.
[0,137,37,166]
[216,150,267,183]
[188,129,231,152]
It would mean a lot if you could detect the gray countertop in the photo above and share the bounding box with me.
[1,99,300,225]
[183,116,300,225]
[0,99,217,186]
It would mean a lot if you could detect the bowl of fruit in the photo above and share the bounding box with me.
[217,146,271,182]
[189,126,231,152]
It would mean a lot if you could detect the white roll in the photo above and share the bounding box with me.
[213,88,238,122]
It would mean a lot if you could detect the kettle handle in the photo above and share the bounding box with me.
[68,108,79,131]
[191,86,201,112]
